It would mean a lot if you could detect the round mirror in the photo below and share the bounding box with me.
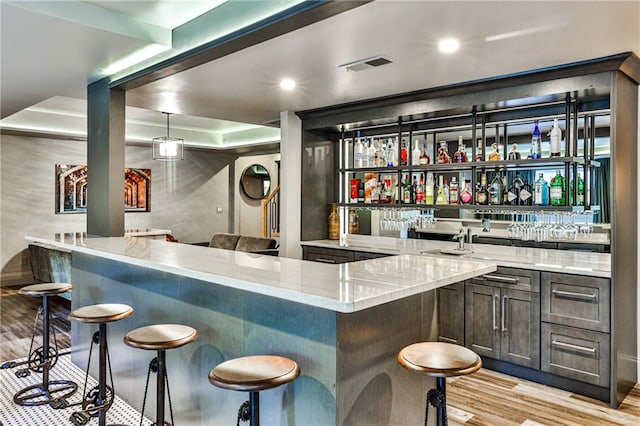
[240,164,271,200]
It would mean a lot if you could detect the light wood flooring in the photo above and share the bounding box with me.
[0,284,639,425]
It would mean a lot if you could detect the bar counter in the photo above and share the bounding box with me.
[26,233,496,425]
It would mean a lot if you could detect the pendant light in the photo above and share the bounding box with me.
[152,112,184,160]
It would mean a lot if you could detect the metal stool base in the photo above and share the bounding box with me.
[13,379,78,406]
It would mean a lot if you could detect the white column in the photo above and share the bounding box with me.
[279,111,302,259]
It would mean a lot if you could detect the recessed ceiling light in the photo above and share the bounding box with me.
[280,78,296,91]
[438,38,460,54]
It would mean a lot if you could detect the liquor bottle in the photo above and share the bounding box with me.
[534,174,549,206]
[419,142,431,165]
[476,173,489,205]
[460,179,472,204]
[449,176,459,204]
[549,117,562,157]
[386,138,395,167]
[453,136,468,163]
[400,141,408,166]
[435,175,447,205]
[507,173,524,205]
[425,173,435,204]
[368,139,376,166]
[373,140,382,167]
[403,174,412,204]
[436,141,451,164]
[475,140,484,162]
[412,140,421,166]
[328,203,340,240]
[443,179,450,204]
[489,171,503,205]
[530,120,542,159]
[416,174,425,204]
[349,209,359,234]
[488,143,501,161]
[520,179,533,206]
[502,175,509,205]
[362,138,370,167]
[354,131,364,168]
[550,170,566,206]
[570,172,585,205]
[508,143,521,160]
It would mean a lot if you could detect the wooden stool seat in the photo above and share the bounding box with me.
[209,355,300,392]
[20,282,72,297]
[124,324,199,351]
[398,342,482,377]
[398,342,481,426]
[69,303,134,324]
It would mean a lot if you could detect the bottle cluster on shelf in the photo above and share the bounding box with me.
[348,118,568,169]
[347,169,585,208]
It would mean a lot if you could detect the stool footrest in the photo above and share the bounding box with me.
[13,380,78,407]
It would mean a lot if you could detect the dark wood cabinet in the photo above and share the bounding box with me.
[436,283,465,345]
[465,270,541,369]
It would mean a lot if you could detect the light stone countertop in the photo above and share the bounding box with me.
[25,233,496,313]
[302,235,611,278]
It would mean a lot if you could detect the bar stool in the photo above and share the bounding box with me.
[10,283,78,406]
[68,303,134,426]
[124,324,198,426]
[208,355,300,426]
[397,342,482,426]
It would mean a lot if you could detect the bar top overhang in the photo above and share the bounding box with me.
[25,233,496,313]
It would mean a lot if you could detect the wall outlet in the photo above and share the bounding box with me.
[216,207,223,213]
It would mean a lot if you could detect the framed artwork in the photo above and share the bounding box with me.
[55,165,151,214]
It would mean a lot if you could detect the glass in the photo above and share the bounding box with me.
[240,164,271,199]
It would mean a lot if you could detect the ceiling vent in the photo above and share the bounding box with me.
[338,55,393,72]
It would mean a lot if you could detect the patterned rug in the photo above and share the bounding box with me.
[0,352,151,425]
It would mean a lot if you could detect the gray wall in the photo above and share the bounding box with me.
[0,135,233,286]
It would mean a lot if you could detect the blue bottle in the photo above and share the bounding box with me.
[530,120,542,159]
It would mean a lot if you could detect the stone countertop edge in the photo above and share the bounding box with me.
[25,234,496,314]
[301,236,611,278]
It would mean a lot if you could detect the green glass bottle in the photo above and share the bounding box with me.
[570,172,585,205]
[550,170,565,206]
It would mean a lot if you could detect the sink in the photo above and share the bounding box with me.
[420,248,474,256]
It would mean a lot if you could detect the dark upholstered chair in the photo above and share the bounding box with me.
[208,234,278,256]
[208,234,241,250]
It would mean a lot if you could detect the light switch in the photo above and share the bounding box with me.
[216,206,223,213]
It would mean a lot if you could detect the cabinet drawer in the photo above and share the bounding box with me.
[302,247,354,264]
[354,251,389,261]
[541,323,610,387]
[541,272,610,332]
[469,266,540,293]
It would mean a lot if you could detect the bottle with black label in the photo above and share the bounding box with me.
[507,173,524,205]
[519,179,533,206]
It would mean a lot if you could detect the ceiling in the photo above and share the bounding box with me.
[1,1,639,150]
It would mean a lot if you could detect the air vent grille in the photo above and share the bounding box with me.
[339,55,393,72]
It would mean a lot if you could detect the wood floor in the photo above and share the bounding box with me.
[0,284,639,425]
[0,285,70,362]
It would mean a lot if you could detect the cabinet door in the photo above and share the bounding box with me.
[465,283,500,359]
[437,283,465,345]
[501,289,540,369]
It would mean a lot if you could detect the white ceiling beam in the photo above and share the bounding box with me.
[5,0,171,46]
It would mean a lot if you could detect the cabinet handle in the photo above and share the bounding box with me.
[551,289,598,301]
[314,257,337,264]
[551,340,597,354]
[492,294,498,331]
[482,274,520,284]
[501,295,508,332]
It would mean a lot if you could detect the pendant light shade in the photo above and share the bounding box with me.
[153,112,184,160]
